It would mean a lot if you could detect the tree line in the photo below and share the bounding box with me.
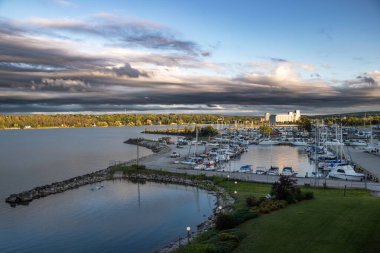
[0,114,260,129]
[1,113,378,130]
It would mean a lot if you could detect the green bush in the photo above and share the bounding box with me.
[258,199,288,214]
[233,208,258,224]
[215,214,237,230]
[219,232,240,243]
[249,206,261,216]
[176,243,217,253]
[271,175,302,203]
[246,196,259,207]
[130,164,146,170]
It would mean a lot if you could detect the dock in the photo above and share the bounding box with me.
[346,147,380,182]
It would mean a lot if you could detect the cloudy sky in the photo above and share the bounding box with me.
[0,0,379,115]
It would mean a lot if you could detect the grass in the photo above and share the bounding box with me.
[110,167,380,252]
[177,179,380,253]
[232,186,380,253]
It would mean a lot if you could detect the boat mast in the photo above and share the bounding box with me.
[194,125,198,156]
[314,120,318,186]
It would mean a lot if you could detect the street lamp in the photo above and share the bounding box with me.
[186,226,191,243]
[218,205,222,212]
[234,181,237,185]
[234,190,238,194]
[227,175,230,181]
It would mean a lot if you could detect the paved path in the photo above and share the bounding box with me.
[347,147,380,181]
[140,144,380,192]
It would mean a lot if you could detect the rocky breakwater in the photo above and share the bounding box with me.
[5,168,111,207]
[124,138,170,153]
[5,138,167,207]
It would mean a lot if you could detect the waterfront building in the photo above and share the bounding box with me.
[265,110,301,125]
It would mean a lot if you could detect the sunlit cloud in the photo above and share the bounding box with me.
[0,14,379,114]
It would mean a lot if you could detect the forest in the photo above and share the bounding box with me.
[0,113,379,129]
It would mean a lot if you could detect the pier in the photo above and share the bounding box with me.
[346,147,380,182]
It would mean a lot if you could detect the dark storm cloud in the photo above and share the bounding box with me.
[356,75,377,86]
[20,16,205,56]
[111,63,148,78]
[0,31,109,70]
[1,17,379,114]
[1,71,379,114]
[270,58,288,63]
[343,74,378,89]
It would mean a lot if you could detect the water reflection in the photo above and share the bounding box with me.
[0,180,216,253]
[226,145,314,176]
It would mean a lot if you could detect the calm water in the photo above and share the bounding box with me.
[225,145,314,177]
[0,127,215,252]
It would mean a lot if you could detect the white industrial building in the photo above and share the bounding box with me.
[265,110,301,125]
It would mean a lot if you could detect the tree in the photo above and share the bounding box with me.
[259,125,272,136]
[199,126,219,137]
[271,175,300,203]
[298,117,312,132]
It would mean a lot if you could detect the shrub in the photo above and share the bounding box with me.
[219,232,240,243]
[233,208,258,224]
[177,243,217,253]
[257,199,288,214]
[246,196,258,207]
[130,164,146,170]
[271,175,301,203]
[249,206,261,216]
[215,214,237,230]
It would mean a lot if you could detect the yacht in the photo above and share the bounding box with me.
[291,138,307,146]
[255,166,266,175]
[324,139,343,146]
[239,164,252,173]
[348,140,367,146]
[267,166,279,175]
[258,138,280,145]
[328,164,365,181]
[281,166,297,176]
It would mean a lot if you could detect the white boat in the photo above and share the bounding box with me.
[328,164,365,181]
[180,159,196,165]
[239,164,252,173]
[348,140,367,146]
[258,138,280,145]
[194,164,206,170]
[267,166,279,175]
[324,139,343,146]
[256,166,266,175]
[291,138,307,146]
[170,151,181,158]
[281,166,297,176]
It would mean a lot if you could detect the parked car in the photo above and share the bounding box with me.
[170,151,181,158]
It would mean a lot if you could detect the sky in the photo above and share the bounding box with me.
[0,0,379,115]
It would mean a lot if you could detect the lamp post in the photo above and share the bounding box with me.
[186,226,191,243]
[234,190,238,195]
[218,205,222,212]
[234,181,237,185]
[227,175,230,181]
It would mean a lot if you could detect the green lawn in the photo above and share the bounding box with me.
[217,180,380,253]
[114,168,380,253]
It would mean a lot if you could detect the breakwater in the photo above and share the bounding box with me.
[124,138,170,153]
[5,168,111,206]
[5,138,232,214]
[5,138,167,206]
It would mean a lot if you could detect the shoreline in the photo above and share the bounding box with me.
[4,138,234,252]
[5,138,170,206]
